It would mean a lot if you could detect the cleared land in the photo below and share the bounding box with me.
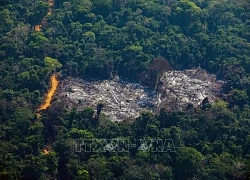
[56,69,223,122]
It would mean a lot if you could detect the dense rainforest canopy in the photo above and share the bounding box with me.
[0,0,250,179]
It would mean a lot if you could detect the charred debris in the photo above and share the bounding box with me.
[56,59,223,122]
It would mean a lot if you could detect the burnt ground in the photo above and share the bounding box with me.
[157,69,223,112]
[56,69,223,122]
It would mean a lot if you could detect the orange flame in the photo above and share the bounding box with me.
[43,149,49,155]
[34,25,42,31]
[37,74,59,111]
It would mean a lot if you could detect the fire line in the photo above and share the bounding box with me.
[37,74,59,111]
